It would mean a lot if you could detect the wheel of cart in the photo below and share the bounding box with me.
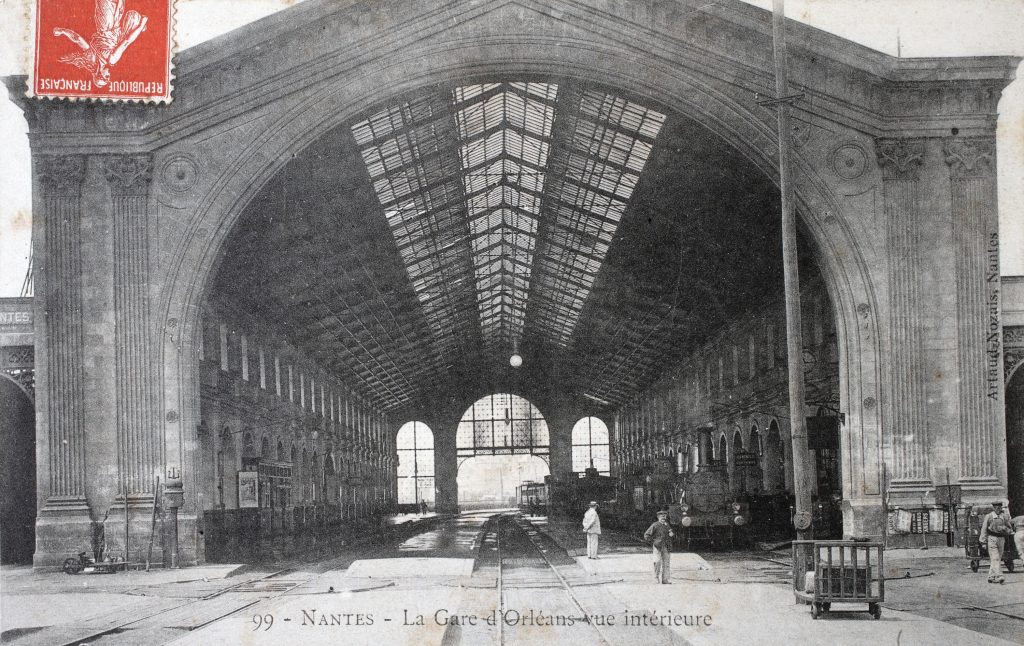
[793,540,884,620]
[62,557,83,574]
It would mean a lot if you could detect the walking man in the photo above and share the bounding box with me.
[644,509,674,584]
[582,501,601,559]
[980,500,1013,583]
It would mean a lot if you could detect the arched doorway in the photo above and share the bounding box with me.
[456,394,550,507]
[0,375,35,564]
[748,425,764,495]
[1007,366,1024,517]
[144,7,912,560]
[731,428,744,495]
[764,421,785,493]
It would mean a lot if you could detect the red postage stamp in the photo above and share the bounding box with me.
[32,0,174,102]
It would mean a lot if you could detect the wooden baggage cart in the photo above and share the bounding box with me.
[793,540,884,619]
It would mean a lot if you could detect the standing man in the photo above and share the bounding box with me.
[1012,508,1023,569]
[644,509,674,584]
[980,500,1013,583]
[582,501,601,559]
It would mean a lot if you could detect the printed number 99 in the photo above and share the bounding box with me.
[252,614,273,631]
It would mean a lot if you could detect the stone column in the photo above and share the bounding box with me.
[874,139,930,491]
[38,156,89,510]
[944,138,1004,495]
[34,155,93,566]
[104,154,159,504]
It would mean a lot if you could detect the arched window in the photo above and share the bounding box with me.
[750,426,762,456]
[396,421,435,505]
[260,436,270,458]
[571,417,610,474]
[733,429,743,455]
[277,440,285,461]
[456,393,549,458]
[718,434,727,463]
[242,431,255,459]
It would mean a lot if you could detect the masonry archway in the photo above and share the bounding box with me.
[24,0,1021,566]
[161,81,883,551]
[0,374,35,564]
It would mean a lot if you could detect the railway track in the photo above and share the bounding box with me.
[51,517,444,646]
[497,515,613,646]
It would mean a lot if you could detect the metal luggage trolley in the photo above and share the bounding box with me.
[793,540,884,620]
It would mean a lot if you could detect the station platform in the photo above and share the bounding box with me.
[1,512,1021,646]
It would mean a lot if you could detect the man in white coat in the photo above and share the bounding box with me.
[582,501,601,559]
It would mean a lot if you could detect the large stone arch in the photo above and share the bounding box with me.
[13,0,1014,563]
[160,51,883,537]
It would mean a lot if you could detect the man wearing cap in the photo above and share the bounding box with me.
[582,501,601,559]
[644,509,674,584]
[980,500,1013,583]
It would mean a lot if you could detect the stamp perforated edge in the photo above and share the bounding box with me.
[24,0,177,104]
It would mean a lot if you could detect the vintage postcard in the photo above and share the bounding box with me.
[0,1,1023,645]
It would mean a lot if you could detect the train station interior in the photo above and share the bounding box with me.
[1,0,1024,644]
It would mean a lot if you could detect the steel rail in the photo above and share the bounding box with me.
[502,515,612,646]
[52,517,441,646]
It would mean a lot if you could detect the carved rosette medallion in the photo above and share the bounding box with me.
[874,139,924,181]
[160,154,200,194]
[830,143,868,180]
[103,154,154,196]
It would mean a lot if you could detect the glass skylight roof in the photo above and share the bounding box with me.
[530,91,666,346]
[353,81,665,357]
[454,82,557,350]
[352,94,476,357]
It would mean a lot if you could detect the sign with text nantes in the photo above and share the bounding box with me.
[33,0,173,102]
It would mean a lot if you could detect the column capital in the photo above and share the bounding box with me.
[37,154,86,196]
[103,154,154,196]
[943,137,996,179]
[874,138,925,181]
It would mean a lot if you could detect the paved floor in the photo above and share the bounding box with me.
[1,511,1021,646]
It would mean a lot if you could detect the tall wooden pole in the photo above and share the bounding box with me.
[772,0,813,540]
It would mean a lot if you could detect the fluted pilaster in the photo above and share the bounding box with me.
[104,154,158,502]
[38,155,90,513]
[875,139,930,487]
[944,138,1002,488]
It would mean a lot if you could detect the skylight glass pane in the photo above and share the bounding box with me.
[528,90,665,346]
[454,81,558,346]
[352,95,476,350]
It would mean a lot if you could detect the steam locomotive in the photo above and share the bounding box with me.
[517,469,618,517]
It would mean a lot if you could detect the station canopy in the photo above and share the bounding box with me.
[213,78,802,415]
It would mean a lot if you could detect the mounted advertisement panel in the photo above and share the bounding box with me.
[237,471,258,508]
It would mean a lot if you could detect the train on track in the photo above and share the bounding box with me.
[519,426,842,549]
[516,468,617,517]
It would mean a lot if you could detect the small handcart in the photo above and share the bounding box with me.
[965,509,1018,573]
[793,540,884,620]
